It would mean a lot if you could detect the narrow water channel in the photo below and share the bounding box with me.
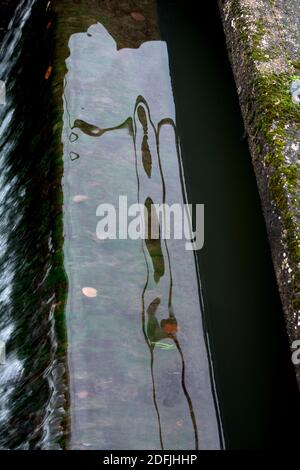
[157,0,300,449]
[62,20,221,451]
[0,0,299,451]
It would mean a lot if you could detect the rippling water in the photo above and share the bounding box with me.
[1,0,299,451]
[62,22,221,450]
[0,0,67,449]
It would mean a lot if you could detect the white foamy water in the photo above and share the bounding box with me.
[0,0,38,448]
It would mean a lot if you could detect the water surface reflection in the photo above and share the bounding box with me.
[63,22,221,450]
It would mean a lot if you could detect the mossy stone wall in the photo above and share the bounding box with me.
[219,0,300,387]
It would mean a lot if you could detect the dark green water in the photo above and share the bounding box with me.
[157,0,300,449]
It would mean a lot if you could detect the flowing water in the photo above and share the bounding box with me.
[0,0,67,449]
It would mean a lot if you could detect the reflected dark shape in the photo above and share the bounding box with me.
[69,131,78,142]
[70,151,80,161]
[73,119,107,137]
[147,297,164,343]
[147,297,178,343]
[69,94,199,450]
[144,197,165,283]
[137,105,152,178]
[72,116,133,137]
[133,95,199,450]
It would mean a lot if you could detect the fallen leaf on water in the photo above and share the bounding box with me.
[44,65,52,80]
[77,390,89,399]
[82,287,98,298]
[73,194,89,203]
[131,11,145,21]
[163,322,178,334]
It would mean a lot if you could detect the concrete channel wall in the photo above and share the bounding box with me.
[218,0,300,387]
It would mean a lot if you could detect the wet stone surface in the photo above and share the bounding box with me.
[219,0,300,388]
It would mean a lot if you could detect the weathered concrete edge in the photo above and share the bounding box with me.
[218,0,300,386]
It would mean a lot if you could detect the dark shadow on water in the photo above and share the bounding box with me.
[157,0,300,449]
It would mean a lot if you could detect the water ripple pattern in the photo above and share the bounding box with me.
[63,22,221,450]
[0,0,67,449]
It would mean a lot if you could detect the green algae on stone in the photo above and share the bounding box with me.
[218,0,300,387]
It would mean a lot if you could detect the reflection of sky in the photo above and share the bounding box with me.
[65,23,175,129]
[63,22,221,450]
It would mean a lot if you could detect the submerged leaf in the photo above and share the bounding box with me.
[82,287,97,298]
[73,194,89,203]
